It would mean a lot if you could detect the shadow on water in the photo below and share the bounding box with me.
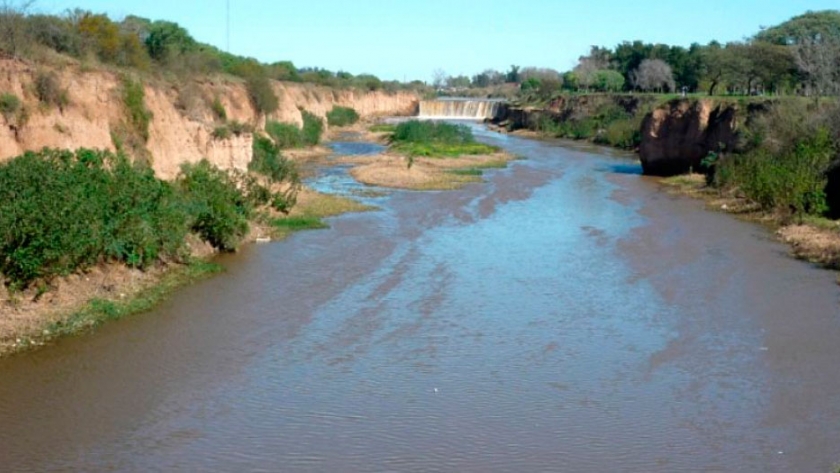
[605,163,644,175]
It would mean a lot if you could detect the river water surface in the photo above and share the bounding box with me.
[1,126,839,472]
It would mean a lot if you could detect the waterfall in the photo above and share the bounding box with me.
[418,99,505,120]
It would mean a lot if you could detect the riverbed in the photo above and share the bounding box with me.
[1,126,838,472]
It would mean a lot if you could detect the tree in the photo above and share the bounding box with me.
[471,69,504,88]
[76,12,122,62]
[631,59,675,92]
[505,65,522,84]
[592,70,625,92]
[794,36,840,98]
[756,10,840,45]
[27,14,82,56]
[432,68,447,89]
[446,75,470,89]
[145,20,196,61]
[749,41,796,94]
[562,71,579,91]
[505,65,521,84]
[0,0,35,57]
[574,46,613,90]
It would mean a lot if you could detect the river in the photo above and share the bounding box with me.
[1,126,839,472]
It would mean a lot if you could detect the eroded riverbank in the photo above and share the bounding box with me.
[0,125,839,471]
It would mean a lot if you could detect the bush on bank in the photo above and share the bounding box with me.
[0,148,300,291]
[326,106,360,127]
[264,111,324,150]
[709,101,840,219]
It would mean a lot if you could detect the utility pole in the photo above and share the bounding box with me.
[226,0,230,52]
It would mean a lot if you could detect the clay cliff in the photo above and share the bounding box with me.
[0,58,419,179]
[638,100,739,176]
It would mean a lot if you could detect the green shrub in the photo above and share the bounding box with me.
[245,73,278,115]
[265,120,302,148]
[121,76,152,142]
[716,129,835,217]
[326,106,360,127]
[301,111,323,146]
[228,120,252,136]
[250,135,300,213]
[33,71,69,109]
[596,118,641,149]
[177,160,251,251]
[0,149,188,290]
[391,120,497,158]
[392,120,475,144]
[0,93,21,122]
[210,96,227,121]
[370,124,396,133]
[212,125,231,140]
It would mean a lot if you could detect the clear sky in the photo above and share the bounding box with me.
[33,0,840,81]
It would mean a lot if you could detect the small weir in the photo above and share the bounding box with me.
[418,98,505,120]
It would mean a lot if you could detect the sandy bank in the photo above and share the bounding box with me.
[340,152,514,191]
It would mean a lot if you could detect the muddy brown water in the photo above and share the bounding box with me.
[2,126,840,472]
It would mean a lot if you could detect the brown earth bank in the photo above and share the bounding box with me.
[492,96,772,176]
[0,57,419,178]
[0,56,419,356]
[659,173,840,274]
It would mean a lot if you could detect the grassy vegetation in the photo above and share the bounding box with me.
[210,96,227,121]
[33,70,69,109]
[121,76,152,143]
[0,148,299,292]
[326,106,360,127]
[267,191,374,240]
[301,111,324,146]
[448,168,484,176]
[270,216,329,231]
[265,121,303,148]
[5,259,222,354]
[390,120,498,159]
[0,93,22,124]
[707,100,839,221]
[528,100,646,149]
[245,72,278,115]
[370,123,397,133]
[263,112,324,150]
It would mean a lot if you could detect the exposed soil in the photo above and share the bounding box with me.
[342,152,514,191]
[0,264,165,355]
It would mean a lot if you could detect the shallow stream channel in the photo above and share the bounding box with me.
[1,125,839,471]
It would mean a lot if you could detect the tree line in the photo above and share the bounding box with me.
[434,10,840,98]
[0,1,425,93]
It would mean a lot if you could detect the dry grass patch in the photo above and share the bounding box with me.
[349,152,514,191]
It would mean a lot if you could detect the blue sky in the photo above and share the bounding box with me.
[35,0,840,81]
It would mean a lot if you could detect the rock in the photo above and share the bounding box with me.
[639,99,739,176]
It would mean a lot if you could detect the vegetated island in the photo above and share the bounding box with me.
[342,120,515,191]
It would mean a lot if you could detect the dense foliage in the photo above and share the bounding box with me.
[300,111,324,146]
[391,120,498,158]
[263,112,323,149]
[326,106,360,127]
[709,100,840,219]
[432,11,840,101]
[0,148,300,290]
